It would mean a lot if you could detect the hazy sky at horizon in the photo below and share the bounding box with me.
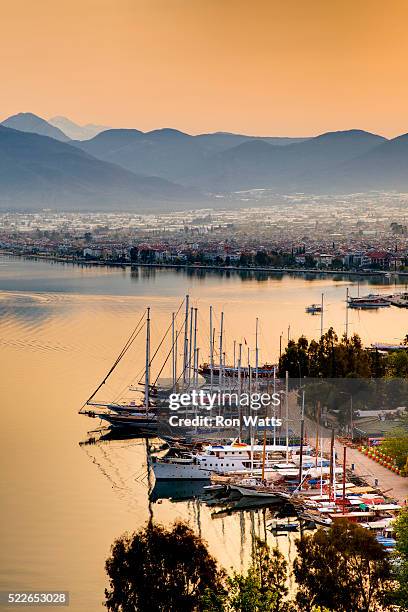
[2,0,407,137]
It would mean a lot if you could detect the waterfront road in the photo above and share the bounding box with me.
[334,441,407,504]
[286,395,407,504]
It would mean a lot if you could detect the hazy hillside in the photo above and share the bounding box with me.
[332,133,408,191]
[1,114,407,207]
[194,132,308,152]
[74,128,309,181]
[0,126,195,210]
[2,112,70,142]
[183,130,388,191]
[49,116,111,140]
[74,128,214,180]
[73,127,406,193]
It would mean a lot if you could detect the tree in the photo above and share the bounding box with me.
[130,247,139,263]
[381,413,408,471]
[293,520,391,612]
[239,253,252,267]
[385,350,408,377]
[225,538,291,612]
[387,507,408,608]
[254,251,269,267]
[104,521,225,612]
[139,248,153,263]
[278,329,383,379]
[304,254,316,268]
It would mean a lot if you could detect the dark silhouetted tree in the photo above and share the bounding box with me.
[129,247,138,263]
[104,521,225,612]
[293,520,391,612]
[278,328,384,379]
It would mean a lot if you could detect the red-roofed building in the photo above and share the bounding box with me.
[365,250,392,269]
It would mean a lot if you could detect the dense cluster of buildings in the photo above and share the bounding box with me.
[1,193,407,272]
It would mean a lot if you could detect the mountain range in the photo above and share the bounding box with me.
[73,128,308,182]
[0,125,193,210]
[0,112,407,210]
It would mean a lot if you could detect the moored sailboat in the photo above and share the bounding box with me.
[80,307,159,432]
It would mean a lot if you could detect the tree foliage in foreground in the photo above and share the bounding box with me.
[381,412,408,470]
[224,537,291,612]
[293,520,392,612]
[104,521,225,612]
[105,519,404,612]
[387,507,408,609]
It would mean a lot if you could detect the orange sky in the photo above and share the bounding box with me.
[2,0,407,137]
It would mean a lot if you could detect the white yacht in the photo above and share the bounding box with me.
[152,452,212,480]
[152,441,310,480]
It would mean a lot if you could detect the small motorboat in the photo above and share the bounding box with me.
[306,303,323,314]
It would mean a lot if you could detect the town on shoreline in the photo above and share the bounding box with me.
[1,195,407,276]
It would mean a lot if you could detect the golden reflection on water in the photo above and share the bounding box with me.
[0,258,407,610]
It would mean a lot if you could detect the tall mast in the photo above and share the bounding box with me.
[172,312,176,391]
[250,429,254,474]
[209,306,214,391]
[183,295,189,386]
[315,401,320,467]
[345,287,349,339]
[219,311,224,391]
[195,348,200,387]
[320,432,323,496]
[273,366,276,447]
[320,293,324,338]
[342,446,347,509]
[255,318,259,385]
[285,370,289,462]
[174,319,178,389]
[212,328,215,390]
[261,429,267,481]
[238,342,242,441]
[298,389,305,490]
[329,429,335,501]
[192,307,198,386]
[248,346,251,391]
[144,307,151,413]
[188,306,193,384]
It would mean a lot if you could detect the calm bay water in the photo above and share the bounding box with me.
[0,256,407,610]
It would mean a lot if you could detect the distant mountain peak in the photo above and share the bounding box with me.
[146,128,191,139]
[314,128,387,141]
[49,116,111,141]
[2,112,70,142]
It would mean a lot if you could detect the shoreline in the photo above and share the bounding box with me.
[2,251,408,278]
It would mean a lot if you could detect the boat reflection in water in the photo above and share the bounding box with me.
[150,479,209,503]
[150,477,295,517]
